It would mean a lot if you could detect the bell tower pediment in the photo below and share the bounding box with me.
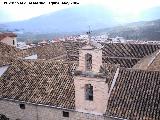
[81,44,95,50]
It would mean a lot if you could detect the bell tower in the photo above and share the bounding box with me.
[74,29,109,115]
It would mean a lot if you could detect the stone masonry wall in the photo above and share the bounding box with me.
[0,100,115,120]
[74,76,109,115]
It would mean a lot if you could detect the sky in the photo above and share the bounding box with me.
[0,0,160,23]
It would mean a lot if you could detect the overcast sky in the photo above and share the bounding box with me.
[0,0,160,23]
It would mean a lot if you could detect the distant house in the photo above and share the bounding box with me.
[0,32,17,47]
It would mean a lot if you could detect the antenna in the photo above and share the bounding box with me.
[86,25,92,44]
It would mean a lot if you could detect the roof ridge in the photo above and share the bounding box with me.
[147,49,160,67]
[120,67,160,72]
[132,49,160,70]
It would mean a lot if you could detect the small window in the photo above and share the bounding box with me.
[85,84,93,101]
[19,104,25,109]
[85,53,92,71]
[13,40,15,45]
[63,111,69,117]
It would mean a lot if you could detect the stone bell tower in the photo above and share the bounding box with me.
[74,30,109,115]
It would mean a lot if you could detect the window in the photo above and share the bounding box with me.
[85,84,93,101]
[13,40,15,45]
[85,53,92,71]
[19,104,25,109]
[63,111,69,117]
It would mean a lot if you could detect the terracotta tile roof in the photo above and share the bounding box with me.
[100,63,119,91]
[103,57,139,68]
[102,43,160,68]
[61,42,160,67]
[0,42,19,66]
[147,50,160,71]
[62,41,86,61]
[102,43,160,58]
[0,42,18,55]
[18,42,68,60]
[36,42,67,60]
[0,32,17,41]
[18,42,160,67]
[0,60,75,109]
[133,50,160,70]
[106,68,160,120]
[2,40,159,68]
[0,41,73,66]
[133,48,160,71]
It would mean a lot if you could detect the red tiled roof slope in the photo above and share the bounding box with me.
[18,42,67,60]
[0,60,75,109]
[62,41,86,61]
[100,63,119,91]
[103,57,139,68]
[147,51,160,71]
[102,43,160,68]
[133,50,160,70]
[61,42,160,68]
[106,68,160,120]
[102,43,160,58]
[36,42,67,60]
[0,42,19,66]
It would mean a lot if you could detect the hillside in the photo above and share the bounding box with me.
[97,19,160,40]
